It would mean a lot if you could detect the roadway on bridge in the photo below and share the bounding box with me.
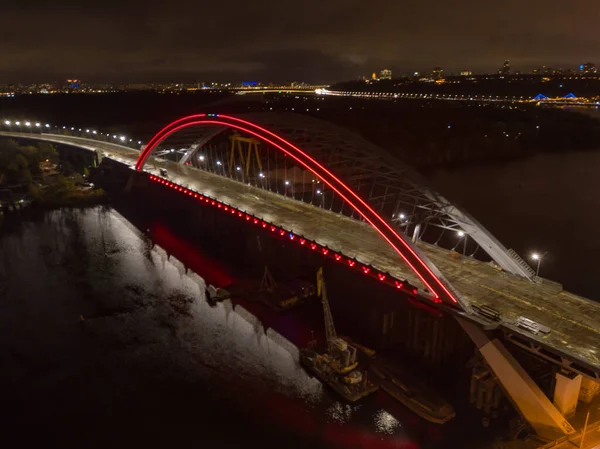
[3,131,600,376]
[144,156,600,377]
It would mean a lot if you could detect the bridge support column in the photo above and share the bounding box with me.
[553,371,582,418]
[458,318,575,441]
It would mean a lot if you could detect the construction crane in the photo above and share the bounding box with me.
[317,267,337,352]
[316,267,358,373]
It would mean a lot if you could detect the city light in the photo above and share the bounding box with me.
[259,172,265,178]
[216,161,222,165]
[457,230,465,237]
[4,120,10,125]
[25,122,31,126]
[35,122,41,127]
[119,136,126,141]
[199,155,205,161]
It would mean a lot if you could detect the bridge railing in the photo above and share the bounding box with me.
[507,248,536,278]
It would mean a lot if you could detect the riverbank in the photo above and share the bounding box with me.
[30,181,110,208]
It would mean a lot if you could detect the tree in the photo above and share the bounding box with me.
[19,145,43,177]
[5,153,32,185]
[38,142,59,164]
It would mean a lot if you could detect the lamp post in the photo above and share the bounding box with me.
[531,251,547,278]
[457,230,467,255]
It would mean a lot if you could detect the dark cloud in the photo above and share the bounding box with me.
[0,0,598,82]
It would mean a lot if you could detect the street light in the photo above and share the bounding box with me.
[531,252,547,278]
[457,230,467,255]
[4,120,10,125]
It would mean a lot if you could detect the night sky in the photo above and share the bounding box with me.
[0,0,597,83]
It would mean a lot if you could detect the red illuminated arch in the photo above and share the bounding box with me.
[136,114,462,308]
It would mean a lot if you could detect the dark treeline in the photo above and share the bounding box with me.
[229,94,600,169]
[331,75,600,98]
[2,91,600,170]
[0,91,229,142]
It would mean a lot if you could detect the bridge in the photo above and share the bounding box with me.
[321,88,600,106]
[2,113,600,442]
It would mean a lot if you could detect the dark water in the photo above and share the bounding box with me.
[431,149,600,301]
[1,207,454,449]
[4,148,597,448]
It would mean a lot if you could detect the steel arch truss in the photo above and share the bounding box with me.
[135,113,532,307]
[141,113,535,280]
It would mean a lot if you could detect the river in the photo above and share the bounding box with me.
[0,207,452,449]
[431,148,600,301]
[2,147,598,449]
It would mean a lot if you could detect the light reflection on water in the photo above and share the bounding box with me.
[374,410,402,435]
[1,207,436,448]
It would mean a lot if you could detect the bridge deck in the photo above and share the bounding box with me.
[3,132,599,375]
[145,157,600,375]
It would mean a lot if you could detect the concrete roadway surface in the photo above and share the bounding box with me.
[3,131,599,378]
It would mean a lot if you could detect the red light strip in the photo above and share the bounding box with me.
[217,115,457,303]
[135,114,207,170]
[138,116,456,305]
[149,174,425,299]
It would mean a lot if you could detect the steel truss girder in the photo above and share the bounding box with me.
[504,331,600,381]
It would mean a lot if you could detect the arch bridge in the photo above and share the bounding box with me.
[2,112,600,441]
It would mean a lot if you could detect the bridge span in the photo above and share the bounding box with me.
[2,114,600,441]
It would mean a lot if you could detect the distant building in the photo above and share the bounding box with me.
[499,60,511,75]
[460,70,472,76]
[580,62,597,74]
[380,69,392,80]
[432,67,444,79]
[66,79,81,90]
